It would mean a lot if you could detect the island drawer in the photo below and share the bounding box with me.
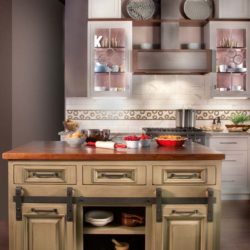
[13,163,77,184]
[152,165,216,185]
[209,137,248,150]
[82,164,146,185]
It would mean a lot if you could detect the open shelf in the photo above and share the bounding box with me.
[84,225,145,235]
[133,49,212,75]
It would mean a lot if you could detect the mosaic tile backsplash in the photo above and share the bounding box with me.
[66,109,250,121]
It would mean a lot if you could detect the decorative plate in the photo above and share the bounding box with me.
[183,0,213,20]
[126,0,155,20]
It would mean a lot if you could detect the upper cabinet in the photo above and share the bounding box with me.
[205,21,250,98]
[88,0,121,18]
[88,21,132,97]
[214,0,250,19]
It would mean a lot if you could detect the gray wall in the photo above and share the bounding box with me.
[0,0,12,221]
[12,0,64,147]
[65,0,88,97]
[0,0,64,221]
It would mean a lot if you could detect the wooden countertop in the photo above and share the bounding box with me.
[2,141,225,161]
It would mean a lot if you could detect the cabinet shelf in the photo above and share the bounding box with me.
[88,18,208,27]
[94,72,126,74]
[83,225,145,235]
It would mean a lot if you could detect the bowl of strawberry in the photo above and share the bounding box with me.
[139,134,151,147]
[123,135,140,149]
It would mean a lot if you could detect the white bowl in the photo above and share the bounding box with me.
[187,43,203,49]
[140,43,153,50]
[125,140,139,149]
[65,137,85,148]
[139,139,151,147]
[85,210,114,227]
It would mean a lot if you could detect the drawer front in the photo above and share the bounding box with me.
[209,137,248,150]
[14,164,77,184]
[222,175,247,191]
[222,151,247,176]
[153,165,216,185]
[83,165,146,185]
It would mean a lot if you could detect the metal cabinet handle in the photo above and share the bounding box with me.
[222,180,235,183]
[31,208,58,214]
[220,142,237,144]
[224,159,237,162]
[169,173,199,179]
[171,210,199,216]
[99,172,130,179]
[32,172,59,178]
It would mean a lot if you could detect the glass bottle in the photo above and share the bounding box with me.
[216,117,221,130]
[212,119,217,131]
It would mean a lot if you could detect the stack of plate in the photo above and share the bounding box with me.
[85,210,114,227]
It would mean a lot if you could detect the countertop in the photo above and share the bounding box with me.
[206,131,250,136]
[2,141,225,161]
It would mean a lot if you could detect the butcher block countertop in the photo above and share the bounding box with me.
[2,141,225,161]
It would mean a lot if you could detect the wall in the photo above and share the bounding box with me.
[0,0,64,222]
[0,0,12,221]
[66,74,250,132]
[12,0,65,147]
[65,1,250,133]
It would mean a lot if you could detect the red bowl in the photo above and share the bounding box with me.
[155,138,187,147]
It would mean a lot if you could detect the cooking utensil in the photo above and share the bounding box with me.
[183,0,213,20]
[86,129,110,142]
[87,141,127,149]
[176,109,196,128]
[112,239,130,250]
[121,213,144,226]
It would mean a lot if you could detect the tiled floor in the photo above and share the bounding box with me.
[0,200,250,250]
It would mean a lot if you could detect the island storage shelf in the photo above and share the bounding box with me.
[3,141,224,250]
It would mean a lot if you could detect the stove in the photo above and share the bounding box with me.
[142,127,207,145]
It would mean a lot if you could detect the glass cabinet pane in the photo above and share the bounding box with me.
[215,27,248,96]
[88,21,132,97]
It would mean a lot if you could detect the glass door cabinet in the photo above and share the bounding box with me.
[88,21,132,97]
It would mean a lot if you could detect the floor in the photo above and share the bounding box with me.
[220,200,250,250]
[0,201,250,250]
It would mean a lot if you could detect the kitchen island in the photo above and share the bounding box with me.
[3,141,224,250]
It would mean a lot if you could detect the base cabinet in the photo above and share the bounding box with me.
[14,204,75,250]
[155,205,209,250]
[8,160,221,250]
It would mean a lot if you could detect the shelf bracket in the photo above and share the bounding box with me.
[66,187,74,222]
[15,186,23,221]
[156,188,162,223]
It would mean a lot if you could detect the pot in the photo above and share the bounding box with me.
[176,109,196,128]
[86,129,110,142]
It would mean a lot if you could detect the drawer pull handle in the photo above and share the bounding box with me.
[222,180,235,183]
[220,142,237,144]
[99,172,130,179]
[169,173,199,179]
[31,208,58,214]
[32,172,59,178]
[171,210,199,216]
[224,160,237,162]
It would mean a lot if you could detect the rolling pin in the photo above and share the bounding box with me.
[87,141,126,149]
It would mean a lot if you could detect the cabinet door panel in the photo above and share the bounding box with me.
[14,204,75,250]
[162,205,207,250]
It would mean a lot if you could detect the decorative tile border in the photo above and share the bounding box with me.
[66,110,250,121]
[66,110,176,120]
[196,110,250,120]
